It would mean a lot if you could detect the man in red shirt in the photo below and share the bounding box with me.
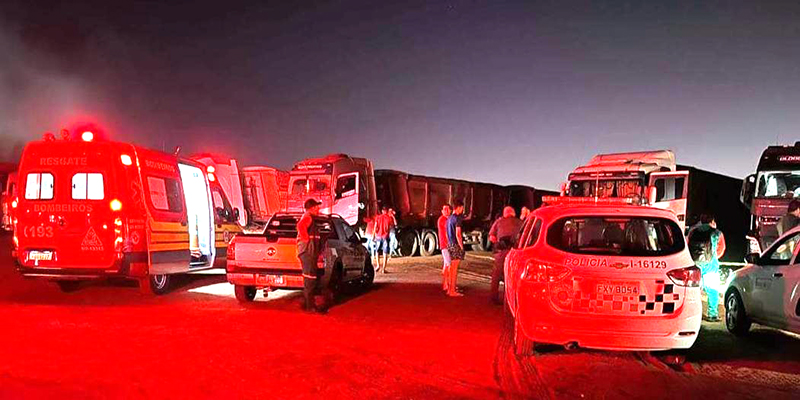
[297,198,325,313]
[438,204,452,291]
[373,206,394,273]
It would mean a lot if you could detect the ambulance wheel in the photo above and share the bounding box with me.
[234,285,257,303]
[419,230,437,257]
[725,289,751,336]
[55,280,81,293]
[140,274,171,295]
[513,307,535,357]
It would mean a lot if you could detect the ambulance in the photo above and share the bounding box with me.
[504,197,702,355]
[14,131,238,294]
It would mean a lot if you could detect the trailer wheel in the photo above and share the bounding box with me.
[234,285,257,303]
[419,230,437,257]
[139,274,171,295]
[55,280,81,293]
[398,230,419,257]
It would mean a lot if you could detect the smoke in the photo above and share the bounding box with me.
[0,13,101,162]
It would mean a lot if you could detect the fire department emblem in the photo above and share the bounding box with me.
[81,227,104,251]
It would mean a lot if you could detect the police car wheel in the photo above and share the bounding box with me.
[55,280,81,293]
[234,285,257,303]
[725,290,751,336]
[361,256,375,288]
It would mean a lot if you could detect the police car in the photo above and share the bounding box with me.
[724,226,800,336]
[504,197,702,355]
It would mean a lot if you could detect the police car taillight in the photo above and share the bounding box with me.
[667,266,701,287]
[522,261,571,283]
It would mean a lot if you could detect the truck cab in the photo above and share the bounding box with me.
[740,144,800,251]
[287,154,378,228]
[565,150,689,231]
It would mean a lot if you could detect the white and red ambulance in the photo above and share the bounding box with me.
[504,197,702,355]
[14,130,240,294]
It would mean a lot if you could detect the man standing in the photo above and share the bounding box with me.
[687,214,726,322]
[519,206,531,221]
[297,198,325,313]
[488,206,522,304]
[388,208,399,257]
[437,204,452,292]
[373,207,394,273]
[446,200,466,297]
[777,200,800,236]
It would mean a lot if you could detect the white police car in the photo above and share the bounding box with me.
[725,226,800,336]
[504,197,702,355]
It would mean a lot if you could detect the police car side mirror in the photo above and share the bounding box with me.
[744,253,760,265]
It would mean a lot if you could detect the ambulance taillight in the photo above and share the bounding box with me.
[81,131,95,142]
[227,241,235,261]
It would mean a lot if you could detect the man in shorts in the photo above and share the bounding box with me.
[437,204,452,291]
[446,199,466,297]
[373,207,394,273]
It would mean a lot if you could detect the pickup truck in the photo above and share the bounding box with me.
[226,212,374,303]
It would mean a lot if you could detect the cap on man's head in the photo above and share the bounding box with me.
[304,198,322,210]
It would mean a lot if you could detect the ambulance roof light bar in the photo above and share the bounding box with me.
[542,196,636,206]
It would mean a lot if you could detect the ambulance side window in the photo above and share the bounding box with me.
[71,173,105,200]
[24,173,54,200]
[147,177,183,212]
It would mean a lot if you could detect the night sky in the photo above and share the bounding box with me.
[1,1,799,189]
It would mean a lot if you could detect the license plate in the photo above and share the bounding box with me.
[256,274,285,286]
[597,282,639,295]
[28,251,53,261]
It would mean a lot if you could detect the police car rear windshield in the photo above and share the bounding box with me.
[547,216,684,256]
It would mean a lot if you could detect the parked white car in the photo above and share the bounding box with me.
[725,227,800,336]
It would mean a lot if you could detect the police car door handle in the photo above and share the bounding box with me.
[773,272,784,278]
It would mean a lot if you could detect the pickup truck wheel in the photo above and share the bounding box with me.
[139,274,171,295]
[55,280,81,293]
[234,285,257,303]
[725,289,751,336]
[419,230,437,257]
[326,264,344,304]
[398,230,419,257]
[361,255,375,288]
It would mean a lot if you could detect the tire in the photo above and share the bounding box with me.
[471,231,488,252]
[725,289,751,336]
[55,280,81,293]
[419,230,438,257]
[234,285,257,303]
[361,255,375,289]
[326,264,344,304]
[140,274,171,295]
[513,304,535,357]
[398,230,419,257]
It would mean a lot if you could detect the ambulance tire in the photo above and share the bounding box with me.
[724,289,751,336]
[55,280,81,293]
[513,305,535,357]
[140,274,171,295]
[234,285,257,303]
[419,230,437,257]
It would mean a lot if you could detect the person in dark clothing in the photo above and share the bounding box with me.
[297,198,326,313]
[488,206,522,305]
[777,199,800,236]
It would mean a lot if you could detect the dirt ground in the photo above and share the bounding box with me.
[1,233,799,399]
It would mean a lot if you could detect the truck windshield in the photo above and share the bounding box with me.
[756,171,800,198]
[547,216,684,256]
[291,176,330,196]
[569,179,642,199]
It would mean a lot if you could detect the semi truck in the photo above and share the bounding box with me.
[565,150,749,263]
[740,143,800,252]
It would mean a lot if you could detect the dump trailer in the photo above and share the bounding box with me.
[240,166,289,232]
[374,170,551,256]
[740,143,800,252]
[507,185,559,215]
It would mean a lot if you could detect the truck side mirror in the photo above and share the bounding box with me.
[740,174,755,209]
[560,182,568,196]
[646,185,657,205]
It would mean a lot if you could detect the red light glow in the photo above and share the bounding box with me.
[81,131,94,142]
[110,199,123,211]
